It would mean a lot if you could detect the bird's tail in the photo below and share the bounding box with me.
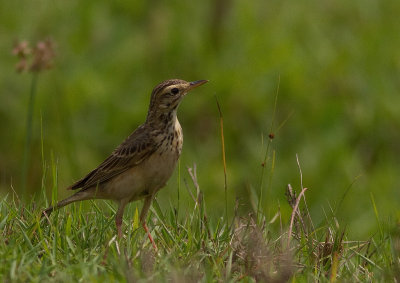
[42,191,92,217]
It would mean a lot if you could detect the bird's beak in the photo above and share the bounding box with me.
[187,80,208,92]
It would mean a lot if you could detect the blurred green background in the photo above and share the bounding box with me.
[1,0,399,238]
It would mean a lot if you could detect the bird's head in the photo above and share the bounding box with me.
[147,79,208,120]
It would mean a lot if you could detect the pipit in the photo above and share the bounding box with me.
[43,79,208,249]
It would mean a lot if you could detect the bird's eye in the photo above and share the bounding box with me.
[171,88,179,95]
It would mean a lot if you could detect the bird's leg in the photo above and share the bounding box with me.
[116,200,128,238]
[142,221,157,251]
[140,195,157,251]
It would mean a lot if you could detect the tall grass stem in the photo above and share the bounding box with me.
[257,76,280,221]
[21,73,38,194]
[215,96,228,225]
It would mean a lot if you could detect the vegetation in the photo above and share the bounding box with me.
[1,163,399,281]
[1,0,400,281]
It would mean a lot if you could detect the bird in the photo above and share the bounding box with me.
[42,79,208,249]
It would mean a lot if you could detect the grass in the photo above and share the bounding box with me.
[1,158,399,282]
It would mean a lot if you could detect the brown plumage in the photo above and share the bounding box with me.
[43,79,208,249]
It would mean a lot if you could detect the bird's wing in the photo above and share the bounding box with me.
[68,126,157,190]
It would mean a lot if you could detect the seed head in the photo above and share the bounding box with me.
[30,39,55,72]
[12,38,55,73]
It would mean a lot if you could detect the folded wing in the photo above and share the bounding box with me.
[68,125,156,191]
